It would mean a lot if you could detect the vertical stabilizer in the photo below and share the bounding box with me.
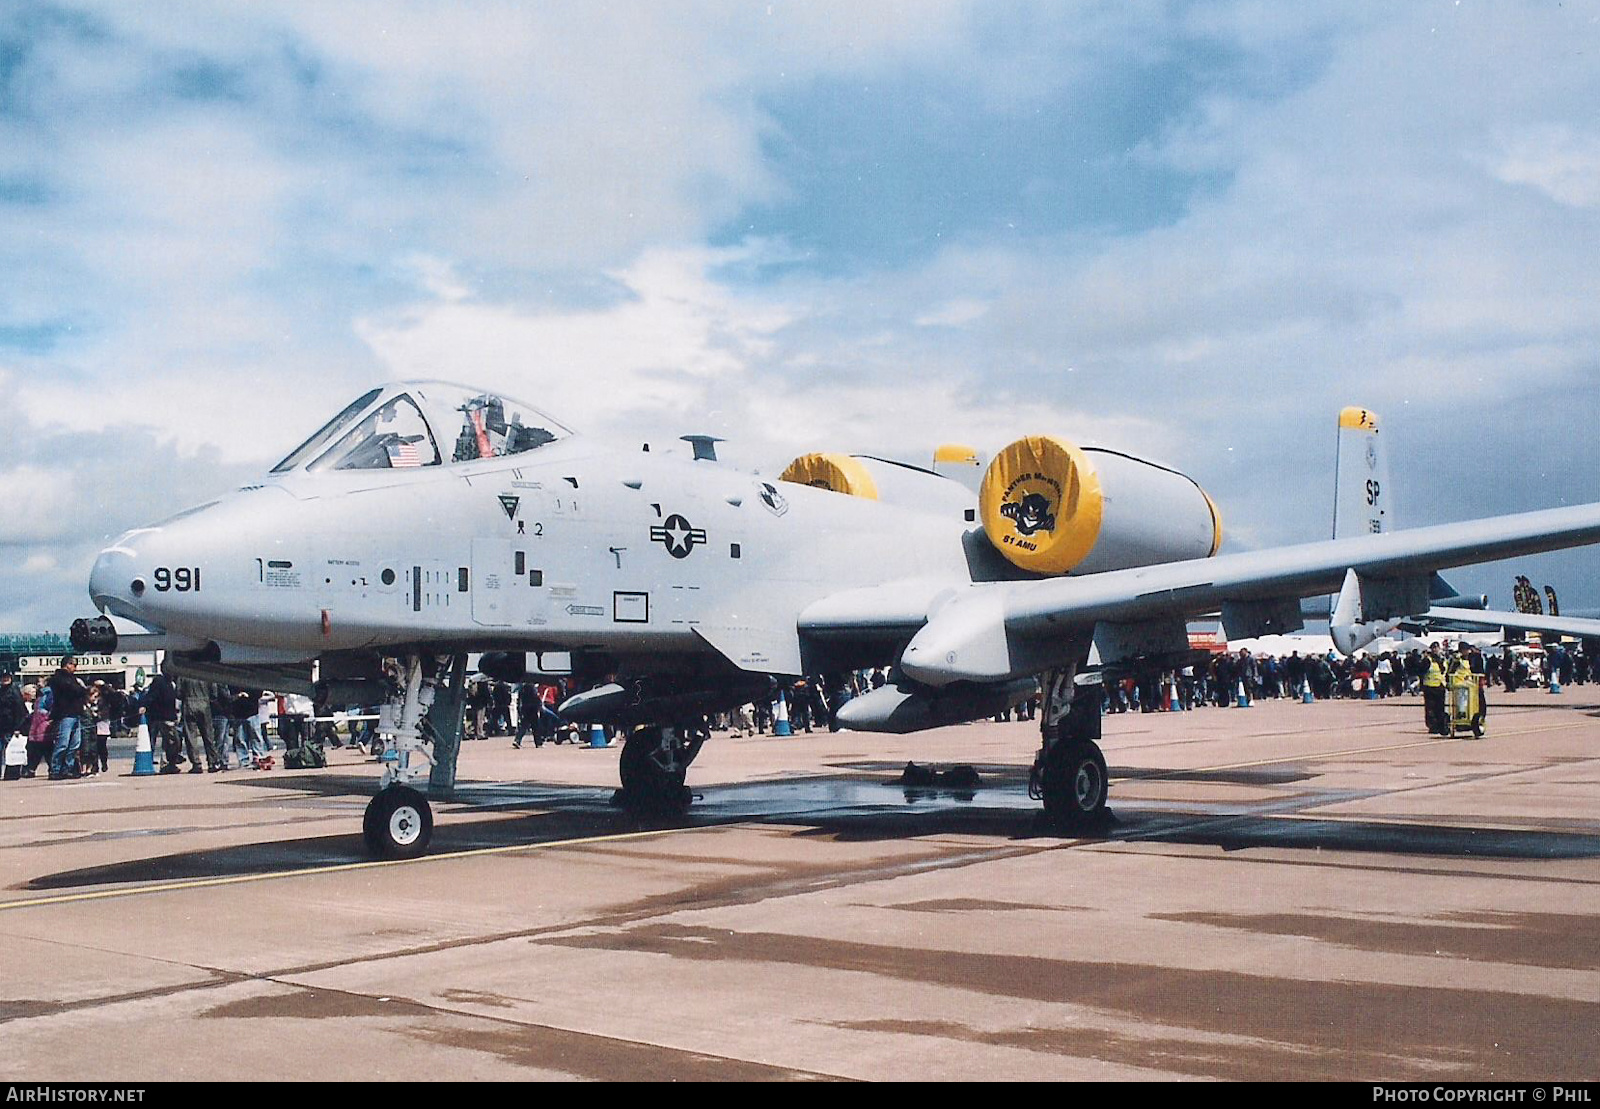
[933,443,985,493]
[1329,407,1398,643]
[1333,406,1391,540]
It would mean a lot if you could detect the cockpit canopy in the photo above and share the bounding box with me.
[271,382,572,474]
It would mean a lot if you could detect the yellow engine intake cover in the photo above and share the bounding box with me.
[979,435,1104,574]
[778,452,880,499]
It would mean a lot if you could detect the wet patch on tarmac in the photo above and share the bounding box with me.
[882,898,1089,915]
[0,1000,61,1021]
[1096,842,1600,888]
[1119,813,1600,859]
[829,761,1031,782]
[202,985,430,1021]
[436,988,519,1009]
[786,808,1073,843]
[0,971,244,1027]
[541,923,1600,1080]
[1152,909,1600,970]
[694,776,1039,816]
[593,843,1018,923]
[1121,766,1319,785]
[402,1022,837,1081]
[822,1017,1379,1082]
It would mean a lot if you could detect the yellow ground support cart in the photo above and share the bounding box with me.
[1448,673,1484,739]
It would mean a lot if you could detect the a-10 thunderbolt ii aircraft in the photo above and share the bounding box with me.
[71,382,1600,857]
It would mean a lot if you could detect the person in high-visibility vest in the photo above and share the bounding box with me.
[1421,647,1448,735]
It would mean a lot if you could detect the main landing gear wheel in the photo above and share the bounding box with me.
[364,785,434,859]
[1038,740,1109,829]
[618,725,698,815]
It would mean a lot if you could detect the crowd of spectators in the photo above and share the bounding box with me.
[6,640,1596,779]
[0,655,327,781]
[1094,640,1599,715]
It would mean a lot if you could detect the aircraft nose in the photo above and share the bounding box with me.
[89,540,149,622]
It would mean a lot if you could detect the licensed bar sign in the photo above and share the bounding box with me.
[16,655,132,675]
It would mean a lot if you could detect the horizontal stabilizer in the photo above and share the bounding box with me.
[1424,608,1600,640]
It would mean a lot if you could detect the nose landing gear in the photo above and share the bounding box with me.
[363,653,443,859]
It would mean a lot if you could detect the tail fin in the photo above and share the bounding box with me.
[1326,407,1476,653]
[1328,406,1391,632]
[1331,410,1473,605]
[1329,408,1400,653]
[933,442,985,493]
[1333,407,1391,540]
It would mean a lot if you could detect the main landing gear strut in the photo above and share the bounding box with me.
[1029,664,1111,829]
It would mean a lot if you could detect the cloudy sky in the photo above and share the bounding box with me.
[4,1,1599,633]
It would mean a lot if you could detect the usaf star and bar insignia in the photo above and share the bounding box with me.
[650,513,707,559]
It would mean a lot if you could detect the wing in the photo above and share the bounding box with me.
[804,501,1600,685]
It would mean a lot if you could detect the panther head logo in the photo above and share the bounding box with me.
[1000,492,1056,536]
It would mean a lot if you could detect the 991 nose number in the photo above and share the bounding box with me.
[152,567,201,592]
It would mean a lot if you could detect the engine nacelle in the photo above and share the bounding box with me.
[979,435,1222,575]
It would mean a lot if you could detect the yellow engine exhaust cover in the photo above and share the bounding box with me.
[979,435,1104,574]
[778,452,880,499]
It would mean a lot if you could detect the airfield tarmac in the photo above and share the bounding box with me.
[1,688,1597,1082]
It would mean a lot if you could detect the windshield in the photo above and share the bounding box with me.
[414,383,568,463]
[271,388,383,473]
[308,394,441,472]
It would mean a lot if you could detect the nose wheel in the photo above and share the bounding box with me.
[364,785,434,859]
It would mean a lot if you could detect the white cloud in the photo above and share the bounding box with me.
[356,244,796,439]
[0,466,76,544]
[914,298,990,328]
[19,554,58,575]
[358,242,1178,476]
[1489,125,1600,209]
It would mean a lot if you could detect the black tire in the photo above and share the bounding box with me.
[363,786,433,859]
[618,727,692,815]
[1039,741,1109,828]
